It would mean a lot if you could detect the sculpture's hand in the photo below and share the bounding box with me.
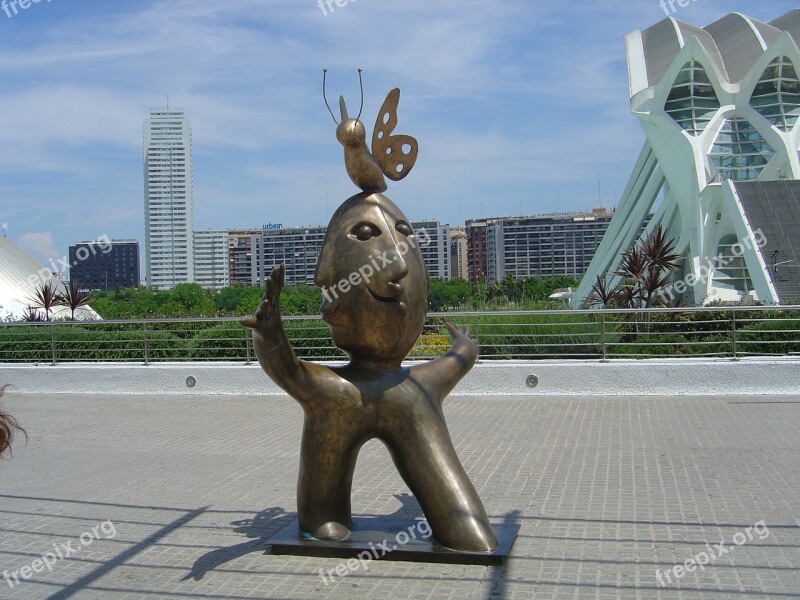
[445,323,478,361]
[242,264,285,334]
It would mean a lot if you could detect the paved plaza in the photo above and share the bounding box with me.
[1,392,799,599]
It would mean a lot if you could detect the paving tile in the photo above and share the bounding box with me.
[0,393,798,598]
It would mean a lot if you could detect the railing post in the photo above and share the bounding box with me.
[475,315,481,361]
[50,322,57,366]
[731,309,738,361]
[143,322,150,365]
[600,312,608,362]
[245,327,252,364]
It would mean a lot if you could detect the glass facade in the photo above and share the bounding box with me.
[665,61,720,135]
[750,56,800,132]
[709,118,775,181]
[69,240,140,291]
[712,234,753,293]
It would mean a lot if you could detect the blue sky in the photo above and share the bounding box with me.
[0,0,796,267]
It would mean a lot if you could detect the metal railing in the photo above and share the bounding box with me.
[0,306,798,364]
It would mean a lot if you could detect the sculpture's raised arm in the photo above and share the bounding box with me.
[241,264,328,404]
[411,323,478,403]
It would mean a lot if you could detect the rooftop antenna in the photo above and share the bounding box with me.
[1,222,7,238]
[166,93,170,109]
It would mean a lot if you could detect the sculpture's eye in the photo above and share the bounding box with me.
[352,222,381,241]
[395,221,413,236]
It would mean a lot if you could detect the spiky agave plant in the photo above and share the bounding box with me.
[584,275,620,309]
[28,281,62,321]
[21,306,45,322]
[0,385,26,458]
[59,280,93,320]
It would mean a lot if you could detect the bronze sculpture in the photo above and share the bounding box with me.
[243,73,497,553]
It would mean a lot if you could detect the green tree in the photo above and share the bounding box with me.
[171,283,215,316]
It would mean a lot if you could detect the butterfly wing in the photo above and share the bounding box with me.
[371,88,418,181]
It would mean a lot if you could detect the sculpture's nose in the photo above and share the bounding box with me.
[383,242,409,283]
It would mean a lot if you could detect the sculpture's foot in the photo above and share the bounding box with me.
[312,521,351,541]
[429,514,497,553]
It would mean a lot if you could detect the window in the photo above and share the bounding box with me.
[750,56,800,132]
[665,61,720,135]
[709,118,774,180]
[712,235,753,293]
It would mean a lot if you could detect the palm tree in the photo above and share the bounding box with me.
[28,282,61,321]
[59,280,93,320]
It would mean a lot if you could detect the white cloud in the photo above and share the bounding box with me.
[0,0,797,261]
[17,231,61,268]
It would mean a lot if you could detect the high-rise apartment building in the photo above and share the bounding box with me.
[449,226,469,281]
[411,220,451,281]
[253,226,328,286]
[483,209,615,284]
[143,108,194,289]
[465,218,494,284]
[193,230,229,290]
[227,229,263,285]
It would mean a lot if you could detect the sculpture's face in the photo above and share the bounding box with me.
[315,193,428,367]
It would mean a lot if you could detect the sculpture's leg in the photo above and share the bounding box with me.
[296,416,361,540]
[384,423,498,552]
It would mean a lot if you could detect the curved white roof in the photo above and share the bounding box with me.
[0,236,99,321]
[629,9,800,93]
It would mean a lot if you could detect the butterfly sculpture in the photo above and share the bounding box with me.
[324,69,418,193]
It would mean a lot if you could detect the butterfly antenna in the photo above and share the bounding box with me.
[322,68,338,125]
[356,68,364,123]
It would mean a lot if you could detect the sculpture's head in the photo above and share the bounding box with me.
[314,192,428,367]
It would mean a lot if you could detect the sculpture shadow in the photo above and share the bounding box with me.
[183,493,421,581]
[182,506,293,581]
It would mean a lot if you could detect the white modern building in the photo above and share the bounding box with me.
[0,236,98,321]
[574,10,800,306]
[411,220,451,281]
[193,230,229,290]
[143,108,194,290]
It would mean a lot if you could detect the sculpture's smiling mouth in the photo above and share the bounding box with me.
[368,288,401,303]
[368,281,404,304]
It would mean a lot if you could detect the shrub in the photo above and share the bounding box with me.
[187,323,248,360]
[738,318,800,356]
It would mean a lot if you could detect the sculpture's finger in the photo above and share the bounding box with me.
[445,323,461,339]
[265,275,276,302]
[276,263,285,289]
[241,316,257,329]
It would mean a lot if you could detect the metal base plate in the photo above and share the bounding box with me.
[269,518,519,565]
